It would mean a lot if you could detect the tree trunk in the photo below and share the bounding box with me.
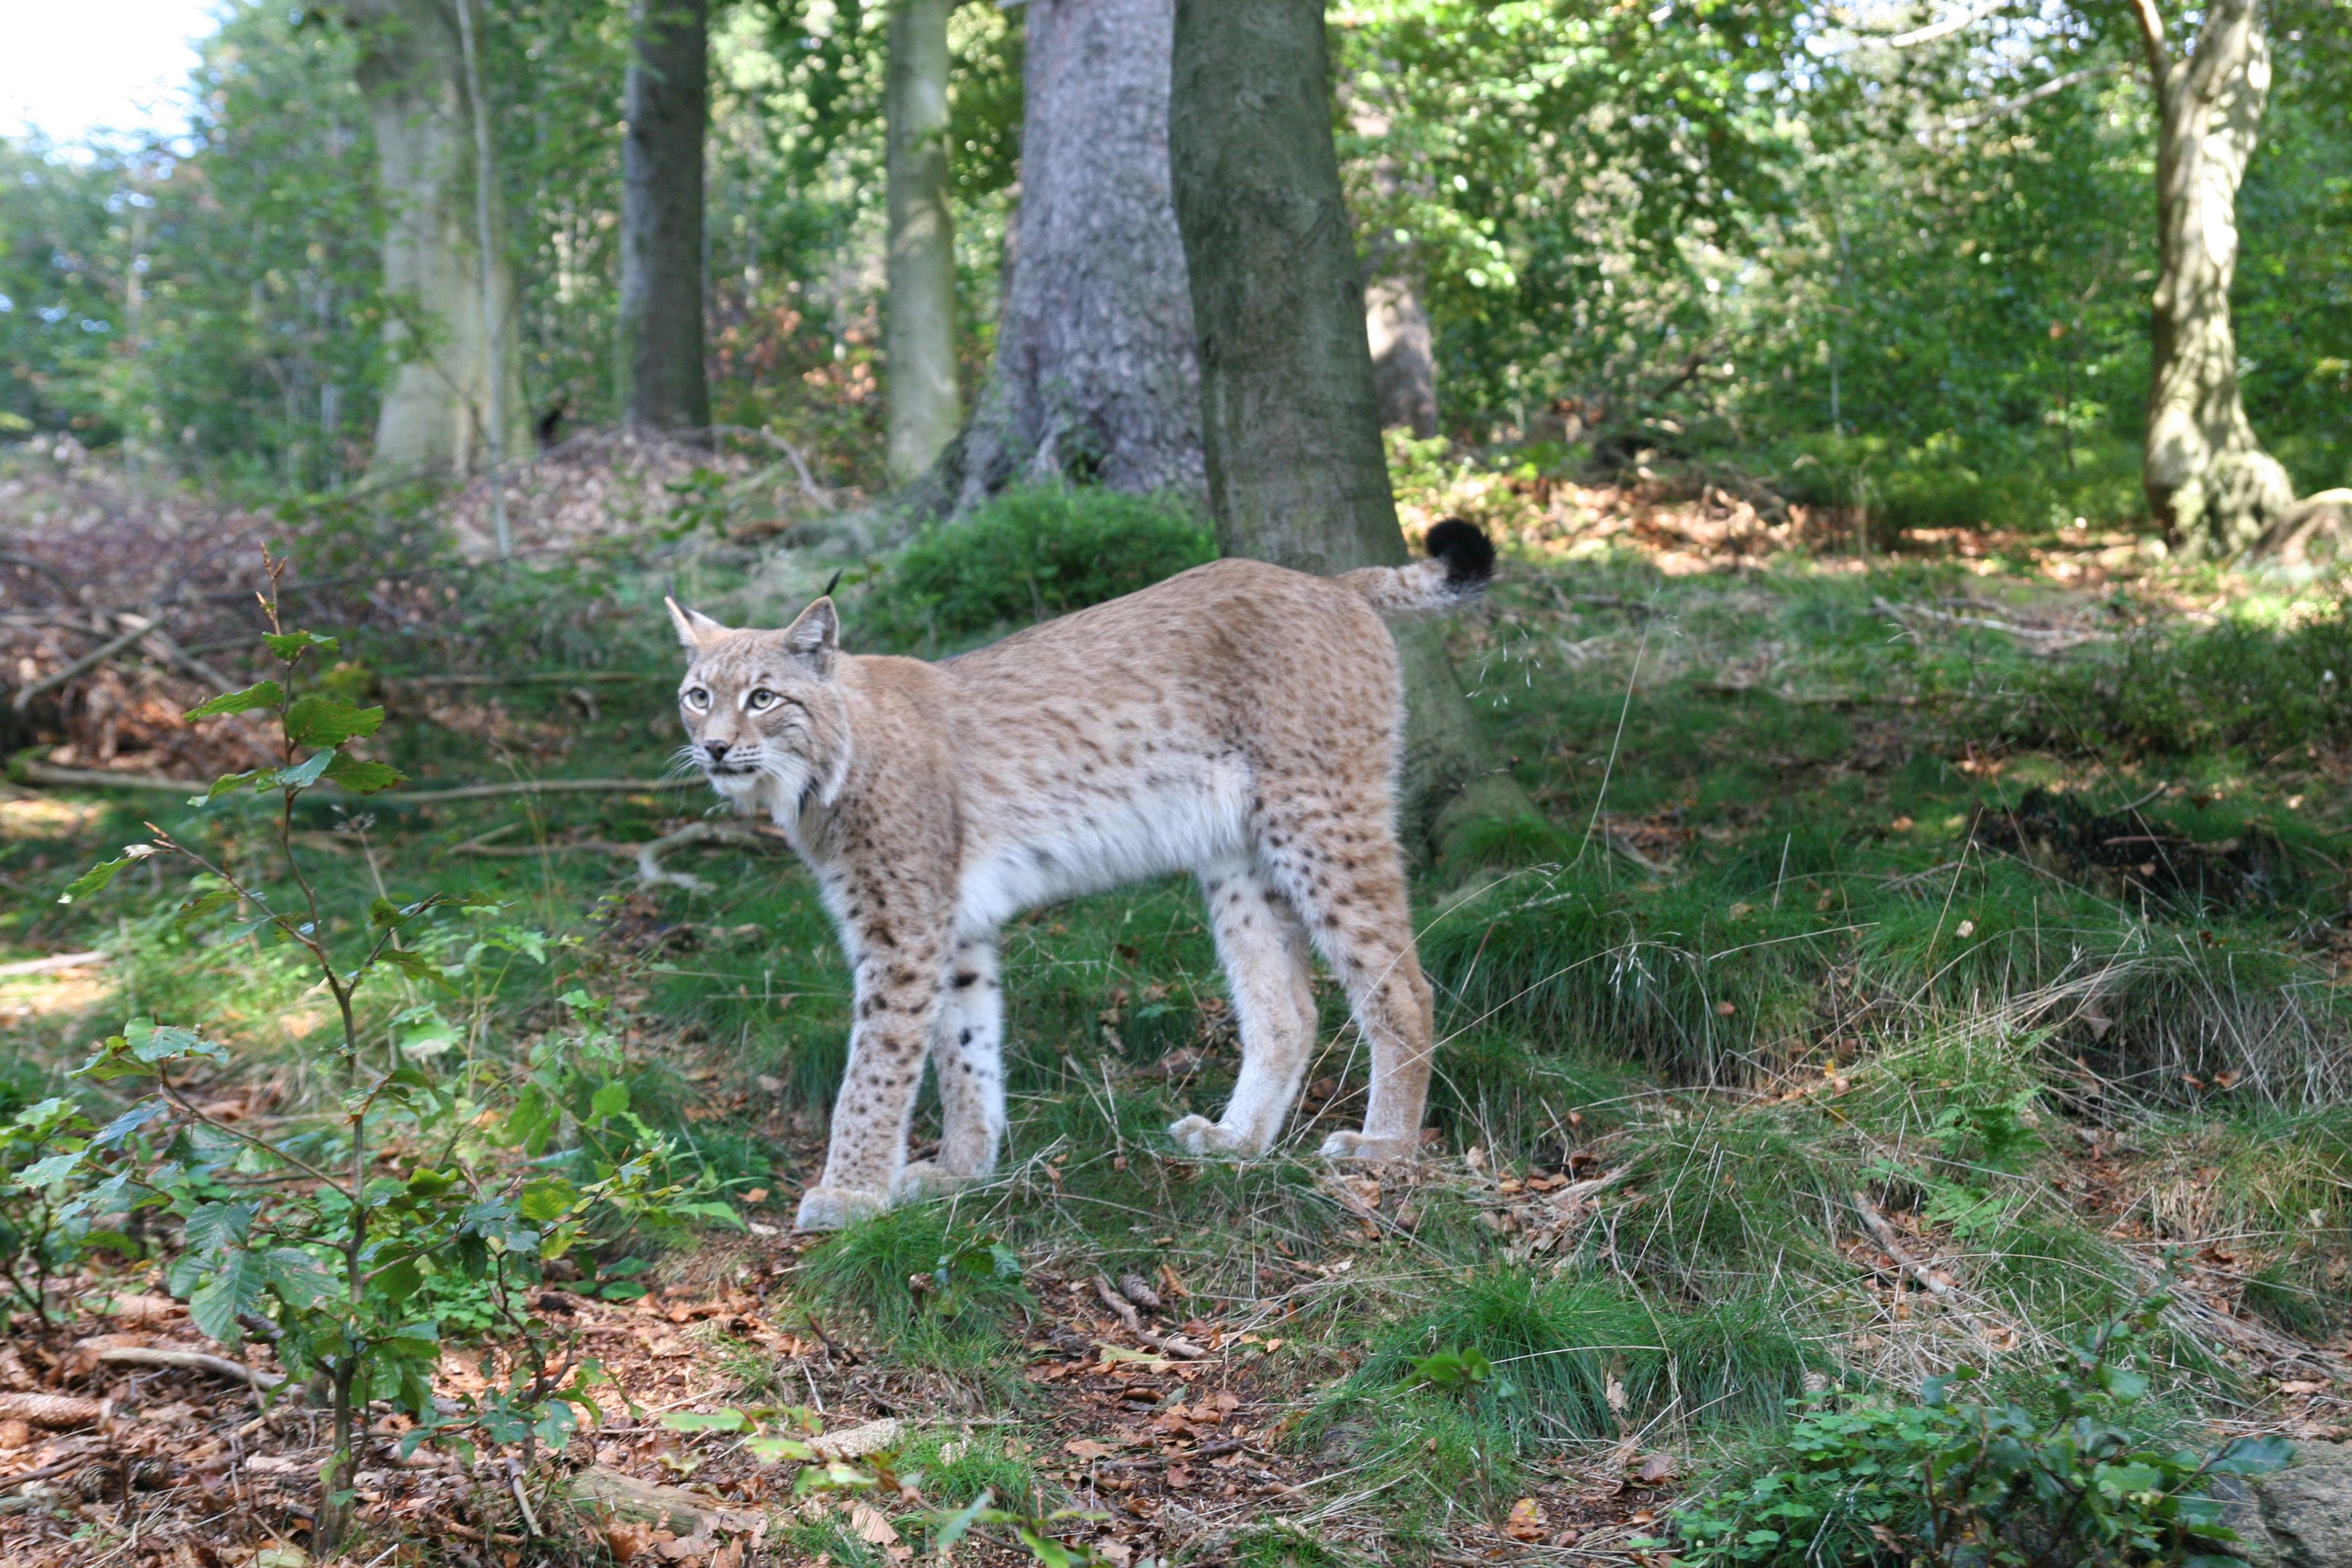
[925,0,1204,512]
[333,0,530,483]
[620,0,710,432]
[1170,0,1530,855]
[2133,0,2296,556]
[885,0,961,483]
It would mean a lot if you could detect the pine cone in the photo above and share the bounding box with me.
[0,1392,103,1428]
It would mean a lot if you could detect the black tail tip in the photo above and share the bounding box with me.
[1424,517,1494,589]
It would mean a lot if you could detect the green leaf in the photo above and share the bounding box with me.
[280,748,336,788]
[376,948,454,992]
[91,1099,168,1148]
[58,854,134,904]
[589,1080,630,1120]
[172,886,240,933]
[678,1202,748,1231]
[184,681,283,721]
[191,769,270,806]
[324,754,405,794]
[746,1436,818,1464]
[13,1150,84,1189]
[126,1017,222,1064]
[662,1410,752,1433]
[283,694,383,747]
[375,1257,423,1306]
[261,631,338,659]
[262,1248,334,1308]
[187,1248,265,1345]
[519,1177,581,1223]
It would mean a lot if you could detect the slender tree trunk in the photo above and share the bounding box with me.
[885,0,961,483]
[1170,0,1530,854]
[920,0,1204,513]
[1366,272,1438,438]
[620,0,710,431]
[2130,0,2295,556]
[332,0,530,483]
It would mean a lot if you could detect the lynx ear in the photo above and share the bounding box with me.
[779,596,839,675]
[666,596,731,652]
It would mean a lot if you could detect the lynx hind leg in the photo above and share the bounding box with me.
[899,937,1006,1199]
[1169,861,1318,1158]
[1255,794,1435,1165]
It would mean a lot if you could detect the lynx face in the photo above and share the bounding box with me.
[667,596,851,819]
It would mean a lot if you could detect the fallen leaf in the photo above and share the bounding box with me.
[1504,1497,1547,1541]
[1064,1438,1116,1461]
[1636,1452,1677,1485]
[606,1523,654,1565]
[850,1502,900,1545]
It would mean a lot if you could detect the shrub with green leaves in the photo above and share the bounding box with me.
[38,559,731,1552]
[856,484,1214,652]
[1674,1298,2290,1567]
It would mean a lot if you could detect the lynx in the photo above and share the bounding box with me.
[667,520,1495,1231]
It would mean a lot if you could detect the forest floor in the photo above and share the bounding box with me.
[4,444,2352,1567]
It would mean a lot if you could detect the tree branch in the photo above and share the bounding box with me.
[1942,62,2127,132]
[2125,0,2171,81]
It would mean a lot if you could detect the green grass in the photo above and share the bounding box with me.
[7,479,2352,1562]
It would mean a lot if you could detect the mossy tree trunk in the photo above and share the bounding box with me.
[1169,0,1530,854]
[2129,0,2296,557]
[330,0,530,483]
[620,0,710,432]
[918,0,1204,515]
[884,0,962,483]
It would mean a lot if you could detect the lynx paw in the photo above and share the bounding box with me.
[1169,1114,1255,1157]
[891,1160,974,1200]
[793,1184,890,1232]
[1319,1130,1420,1163]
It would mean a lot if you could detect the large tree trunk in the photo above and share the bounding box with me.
[620,0,711,431]
[2131,0,2296,556]
[334,0,530,483]
[1170,0,1531,855]
[1366,273,1438,438]
[925,0,1204,512]
[884,0,961,483]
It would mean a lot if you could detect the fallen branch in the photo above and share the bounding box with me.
[11,616,158,711]
[1094,1273,1206,1359]
[93,1345,284,1391]
[1872,595,2110,652]
[454,821,784,892]
[0,950,107,979]
[1854,1190,1961,1300]
[16,759,699,805]
[387,671,665,688]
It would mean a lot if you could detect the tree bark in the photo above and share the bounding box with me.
[884,0,961,483]
[923,0,1204,512]
[2130,0,2296,556]
[620,0,710,432]
[332,0,530,483]
[1170,0,1530,855]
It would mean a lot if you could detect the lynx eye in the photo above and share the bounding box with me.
[683,686,711,712]
[746,689,780,712]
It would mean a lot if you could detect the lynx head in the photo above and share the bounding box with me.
[665,595,852,816]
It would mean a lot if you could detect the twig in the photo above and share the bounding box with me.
[452,822,783,891]
[93,1346,285,1391]
[0,950,107,978]
[505,1456,541,1538]
[15,760,699,805]
[386,671,665,687]
[1853,1191,1957,1298]
[1093,1273,1205,1359]
[11,617,158,710]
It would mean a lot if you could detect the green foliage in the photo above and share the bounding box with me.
[1675,1300,2291,1566]
[855,485,1214,652]
[799,1202,1032,1366]
[38,564,730,1551]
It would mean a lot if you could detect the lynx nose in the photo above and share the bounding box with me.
[703,739,733,764]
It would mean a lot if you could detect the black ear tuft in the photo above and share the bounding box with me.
[1424,517,1495,589]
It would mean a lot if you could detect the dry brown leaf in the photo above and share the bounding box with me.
[605,1522,654,1565]
[1636,1452,1678,1485]
[850,1502,900,1546]
[1063,1438,1116,1461]
[1504,1497,1547,1540]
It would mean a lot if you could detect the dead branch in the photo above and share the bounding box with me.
[453,821,784,892]
[1093,1273,1205,1359]
[93,1345,285,1391]
[1854,1190,1960,1300]
[16,759,699,805]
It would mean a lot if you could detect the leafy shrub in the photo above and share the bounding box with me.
[44,562,730,1551]
[857,484,1214,652]
[1675,1299,2288,1566]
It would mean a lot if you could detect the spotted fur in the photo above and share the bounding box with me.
[667,525,1491,1231]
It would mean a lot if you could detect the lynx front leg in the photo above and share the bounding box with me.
[898,936,1006,1199]
[797,926,951,1232]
